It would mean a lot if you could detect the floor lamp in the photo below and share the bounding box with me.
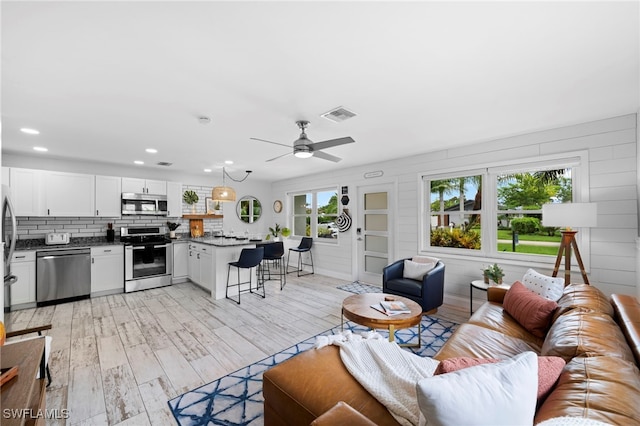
[542,203,597,285]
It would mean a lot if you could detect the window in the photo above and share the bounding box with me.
[429,175,483,250]
[422,154,585,262]
[290,189,339,240]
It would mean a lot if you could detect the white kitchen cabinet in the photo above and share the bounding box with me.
[9,251,36,306]
[44,171,95,217]
[166,181,182,218]
[187,243,213,292]
[90,245,124,295]
[95,175,122,217]
[172,241,188,282]
[9,168,44,216]
[122,178,167,195]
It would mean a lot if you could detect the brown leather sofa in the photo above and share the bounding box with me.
[262,284,640,425]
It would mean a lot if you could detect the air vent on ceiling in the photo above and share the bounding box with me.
[157,162,173,167]
[320,106,357,123]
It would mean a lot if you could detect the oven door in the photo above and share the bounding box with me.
[125,244,173,291]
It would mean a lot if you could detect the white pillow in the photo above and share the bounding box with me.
[522,268,564,302]
[412,255,439,265]
[403,260,434,280]
[416,351,538,426]
[536,417,613,426]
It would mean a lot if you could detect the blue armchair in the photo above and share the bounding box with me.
[382,258,445,313]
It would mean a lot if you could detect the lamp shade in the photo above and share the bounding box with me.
[542,203,597,228]
[212,186,236,202]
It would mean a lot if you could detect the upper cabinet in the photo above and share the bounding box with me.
[9,168,44,216]
[44,171,95,216]
[95,175,122,217]
[122,178,167,195]
[166,181,182,218]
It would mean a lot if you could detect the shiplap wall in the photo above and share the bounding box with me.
[272,114,638,308]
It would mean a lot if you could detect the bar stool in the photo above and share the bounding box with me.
[287,237,314,277]
[262,242,286,290]
[226,247,264,304]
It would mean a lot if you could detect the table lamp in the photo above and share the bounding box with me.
[542,203,597,284]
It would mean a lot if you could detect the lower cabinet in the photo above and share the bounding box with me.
[10,251,36,306]
[90,245,124,295]
[188,243,213,292]
[172,241,188,282]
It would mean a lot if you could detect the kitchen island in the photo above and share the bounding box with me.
[183,237,268,300]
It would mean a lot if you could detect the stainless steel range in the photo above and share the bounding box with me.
[121,226,173,293]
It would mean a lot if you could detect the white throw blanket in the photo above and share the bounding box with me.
[316,331,439,426]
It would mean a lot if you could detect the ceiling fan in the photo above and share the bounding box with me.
[251,120,355,162]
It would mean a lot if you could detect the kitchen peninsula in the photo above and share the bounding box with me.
[181,236,266,300]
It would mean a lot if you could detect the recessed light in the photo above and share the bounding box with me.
[21,128,40,135]
[225,160,234,165]
[204,169,212,173]
[145,148,158,154]
[134,160,144,165]
[33,146,48,152]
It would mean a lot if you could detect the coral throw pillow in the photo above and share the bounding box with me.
[503,281,559,338]
[434,356,565,402]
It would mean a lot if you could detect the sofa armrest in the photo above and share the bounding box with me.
[487,286,508,304]
[310,402,377,426]
[422,262,444,286]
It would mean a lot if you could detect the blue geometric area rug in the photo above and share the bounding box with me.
[168,316,458,426]
[337,281,382,294]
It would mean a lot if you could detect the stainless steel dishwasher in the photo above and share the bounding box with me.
[36,248,91,304]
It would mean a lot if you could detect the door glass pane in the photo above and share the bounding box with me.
[365,235,388,254]
[365,255,388,275]
[365,214,387,231]
[365,192,387,210]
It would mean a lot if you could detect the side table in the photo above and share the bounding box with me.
[469,279,511,316]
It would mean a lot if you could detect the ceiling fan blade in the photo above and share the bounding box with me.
[308,136,355,151]
[266,152,292,162]
[312,150,342,163]
[250,137,292,149]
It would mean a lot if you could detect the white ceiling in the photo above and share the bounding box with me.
[2,1,638,182]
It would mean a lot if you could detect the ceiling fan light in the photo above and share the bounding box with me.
[294,151,313,159]
[212,186,236,202]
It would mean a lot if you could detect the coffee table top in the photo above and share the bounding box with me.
[342,293,422,330]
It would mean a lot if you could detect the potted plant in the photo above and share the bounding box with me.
[266,224,291,241]
[482,263,505,285]
[183,190,199,214]
[167,221,180,239]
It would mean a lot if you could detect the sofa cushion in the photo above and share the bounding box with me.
[504,281,558,338]
[403,260,432,280]
[611,293,640,365]
[435,323,541,361]
[416,352,538,426]
[552,284,614,323]
[541,308,636,364]
[468,302,544,349]
[385,278,422,297]
[522,269,564,301]
[535,356,640,425]
[433,355,565,402]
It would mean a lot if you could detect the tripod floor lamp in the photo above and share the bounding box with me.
[542,203,597,285]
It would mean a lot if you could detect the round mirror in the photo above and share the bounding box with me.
[236,196,262,223]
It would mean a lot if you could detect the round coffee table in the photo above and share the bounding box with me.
[341,293,423,347]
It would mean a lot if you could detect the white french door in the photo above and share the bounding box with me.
[357,183,394,285]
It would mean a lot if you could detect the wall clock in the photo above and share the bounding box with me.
[273,200,283,213]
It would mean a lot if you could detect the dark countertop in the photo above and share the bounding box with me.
[15,237,125,251]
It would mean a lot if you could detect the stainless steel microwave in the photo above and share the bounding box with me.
[121,193,168,216]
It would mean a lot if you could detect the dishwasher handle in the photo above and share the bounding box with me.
[37,248,91,257]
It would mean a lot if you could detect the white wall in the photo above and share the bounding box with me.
[272,114,638,308]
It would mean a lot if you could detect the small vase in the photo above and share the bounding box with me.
[191,205,197,214]
[169,230,176,239]
[483,274,489,284]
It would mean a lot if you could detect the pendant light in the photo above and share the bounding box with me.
[212,167,252,202]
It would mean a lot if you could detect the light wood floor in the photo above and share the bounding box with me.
[4,274,469,425]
